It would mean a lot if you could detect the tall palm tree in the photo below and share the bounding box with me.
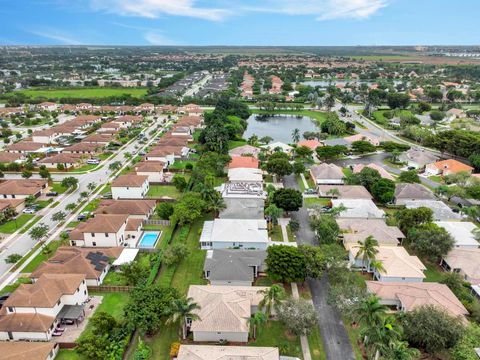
[370,259,386,279]
[291,128,300,143]
[258,284,285,318]
[166,297,201,340]
[355,235,379,273]
[249,312,267,339]
[356,295,388,329]
[362,315,403,360]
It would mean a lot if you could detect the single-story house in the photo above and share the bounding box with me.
[203,249,267,286]
[32,129,58,144]
[111,175,149,199]
[0,342,59,360]
[228,168,263,183]
[425,159,474,177]
[441,248,480,285]
[229,145,261,158]
[347,244,426,282]
[0,198,26,214]
[352,163,394,180]
[0,152,25,164]
[200,219,269,250]
[82,134,112,145]
[38,153,84,168]
[31,247,123,286]
[229,156,259,169]
[398,148,439,169]
[344,134,380,146]
[297,139,323,151]
[5,141,47,154]
[337,218,404,246]
[186,285,268,342]
[331,199,385,219]
[366,281,468,318]
[261,142,293,155]
[317,185,372,199]
[434,221,480,249]
[177,345,279,360]
[0,179,48,199]
[220,197,265,219]
[134,161,165,183]
[62,142,102,155]
[310,163,344,185]
[404,200,461,221]
[394,183,436,205]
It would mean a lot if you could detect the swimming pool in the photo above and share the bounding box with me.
[138,231,161,248]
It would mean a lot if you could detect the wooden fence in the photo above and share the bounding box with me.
[87,285,134,292]
[143,219,171,226]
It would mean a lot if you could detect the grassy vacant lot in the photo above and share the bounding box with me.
[0,214,34,234]
[249,321,303,358]
[147,185,181,199]
[9,87,148,99]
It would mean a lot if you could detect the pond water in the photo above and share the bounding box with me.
[244,114,319,143]
[301,80,373,88]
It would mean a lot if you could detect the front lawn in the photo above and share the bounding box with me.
[147,185,181,199]
[0,214,34,234]
[73,164,101,172]
[269,225,283,242]
[0,277,31,295]
[308,327,327,360]
[249,321,303,359]
[304,197,330,208]
[21,240,62,273]
[51,182,69,194]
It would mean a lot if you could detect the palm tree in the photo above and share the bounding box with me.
[370,259,386,278]
[258,284,285,318]
[249,312,267,339]
[383,340,420,360]
[166,297,201,340]
[291,128,300,143]
[362,315,403,360]
[355,235,379,273]
[208,195,226,218]
[356,295,388,329]
[265,204,283,226]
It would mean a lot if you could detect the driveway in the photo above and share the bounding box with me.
[283,175,356,360]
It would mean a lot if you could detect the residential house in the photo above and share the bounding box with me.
[399,148,439,169]
[347,245,426,282]
[229,145,261,158]
[0,342,59,360]
[425,159,474,177]
[94,199,156,220]
[5,141,46,154]
[261,142,293,155]
[200,219,269,250]
[220,197,265,220]
[227,168,263,183]
[69,214,128,247]
[203,249,266,286]
[404,200,461,221]
[337,218,404,246]
[0,198,26,214]
[434,221,480,249]
[62,142,103,155]
[0,179,47,199]
[32,129,58,144]
[441,248,480,285]
[0,152,24,164]
[111,175,149,199]
[177,345,279,360]
[37,102,58,112]
[229,156,259,169]
[113,115,142,128]
[353,163,394,180]
[297,139,323,151]
[134,161,165,183]
[38,153,84,169]
[344,134,380,146]
[331,199,385,219]
[0,273,88,341]
[31,247,123,286]
[394,183,436,205]
[82,134,112,145]
[366,281,468,318]
[145,145,188,165]
[446,108,466,119]
[186,285,268,342]
[310,163,344,185]
[317,185,372,199]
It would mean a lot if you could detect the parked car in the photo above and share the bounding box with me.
[86,159,100,165]
[46,191,58,197]
[304,188,317,195]
[138,151,146,156]
[101,192,112,199]
[23,207,36,214]
[77,211,91,221]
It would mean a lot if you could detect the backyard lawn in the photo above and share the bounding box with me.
[269,225,283,242]
[168,160,195,170]
[9,87,148,99]
[0,214,34,234]
[424,262,445,282]
[304,197,330,208]
[147,185,181,199]
[249,321,303,359]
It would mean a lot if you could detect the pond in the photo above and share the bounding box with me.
[244,114,319,143]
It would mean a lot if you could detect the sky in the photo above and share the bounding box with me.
[1,0,479,46]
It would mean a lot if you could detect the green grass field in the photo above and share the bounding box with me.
[147,185,181,199]
[0,214,34,234]
[8,87,148,99]
[21,240,62,273]
[249,321,303,358]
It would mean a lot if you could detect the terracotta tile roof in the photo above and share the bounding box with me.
[3,273,84,308]
[31,247,123,280]
[0,313,55,333]
[337,218,404,245]
[39,153,84,164]
[0,152,23,163]
[111,175,148,187]
[0,341,57,360]
[430,159,474,174]
[115,115,143,123]
[80,214,128,233]
[5,141,45,152]
[367,281,468,318]
[229,156,259,169]
[353,163,394,180]
[0,179,47,195]
[82,134,112,143]
[135,161,164,173]
[62,142,102,152]
[126,218,143,231]
[0,198,25,211]
[297,139,323,150]
[95,199,156,216]
[444,248,480,284]
[310,163,344,180]
[146,146,183,158]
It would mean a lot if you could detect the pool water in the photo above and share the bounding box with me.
[138,231,161,248]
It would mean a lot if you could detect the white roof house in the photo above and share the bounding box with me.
[261,142,293,154]
[199,219,269,250]
[435,221,480,249]
[405,200,461,221]
[177,345,279,360]
[228,168,263,182]
[331,199,385,219]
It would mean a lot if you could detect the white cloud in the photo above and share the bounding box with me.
[90,0,229,21]
[144,32,178,45]
[244,0,387,20]
[28,30,83,45]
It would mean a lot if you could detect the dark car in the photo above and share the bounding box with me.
[46,191,58,197]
